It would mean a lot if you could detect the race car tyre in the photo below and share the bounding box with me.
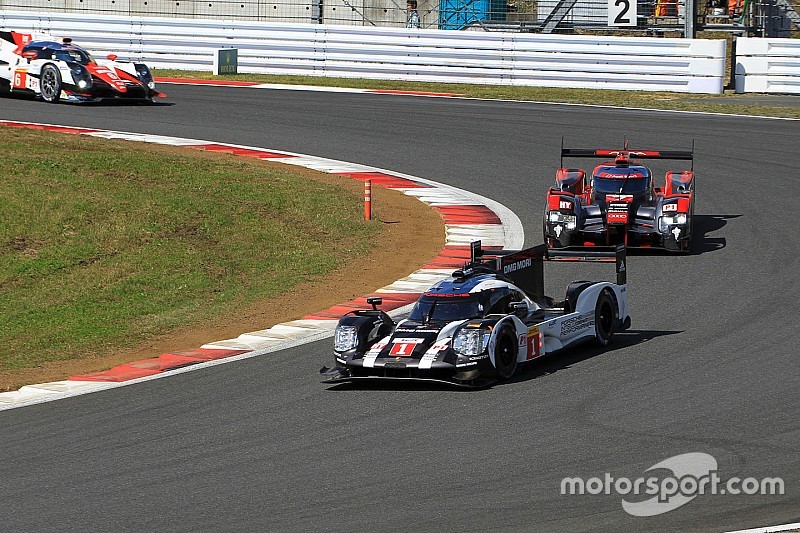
[492,324,518,380]
[40,65,61,103]
[594,289,617,347]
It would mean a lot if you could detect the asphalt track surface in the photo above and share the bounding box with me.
[1,87,798,532]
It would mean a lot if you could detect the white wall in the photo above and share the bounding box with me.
[736,37,800,94]
[0,10,727,93]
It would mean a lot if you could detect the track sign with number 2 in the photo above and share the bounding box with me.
[608,0,637,26]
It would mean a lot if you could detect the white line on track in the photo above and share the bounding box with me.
[726,522,800,533]
[158,79,800,122]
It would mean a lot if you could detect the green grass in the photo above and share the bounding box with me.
[155,68,800,119]
[0,127,377,372]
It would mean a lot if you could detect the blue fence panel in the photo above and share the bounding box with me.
[438,0,507,29]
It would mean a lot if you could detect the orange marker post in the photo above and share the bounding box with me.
[364,179,372,221]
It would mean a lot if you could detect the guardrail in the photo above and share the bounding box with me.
[0,10,726,93]
[735,37,800,94]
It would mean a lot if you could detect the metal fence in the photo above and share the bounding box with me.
[0,9,729,92]
[0,0,797,34]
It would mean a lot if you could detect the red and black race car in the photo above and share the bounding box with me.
[543,143,695,253]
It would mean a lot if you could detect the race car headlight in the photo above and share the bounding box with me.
[548,211,577,230]
[134,63,154,88]
[658,213,688,232]
[453,328,490,356]
[69,65,92,90]
[334,325,358,352]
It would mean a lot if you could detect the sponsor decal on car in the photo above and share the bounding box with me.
[607,212,628,224]
[606,194,634,202]
[606,201,630,224]
[560,312,594,336]
[503,258,532,274]
[87,65,127,92]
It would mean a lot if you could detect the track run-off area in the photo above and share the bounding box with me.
[1,84,798,532]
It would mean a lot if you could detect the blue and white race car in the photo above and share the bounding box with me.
[0,31,163,103]
[321,242,630,387]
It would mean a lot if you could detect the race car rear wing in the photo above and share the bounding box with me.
[469,242,626,300]
[561,148,694,160]
[560,140,694,170]
[546,245,627,286]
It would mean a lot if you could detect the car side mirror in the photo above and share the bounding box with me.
[510,301,528,316]
[366,297,382,310]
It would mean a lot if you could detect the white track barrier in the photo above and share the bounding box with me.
[736,37,800,94]
[0,10,726,93]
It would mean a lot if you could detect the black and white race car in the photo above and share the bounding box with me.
[0,31,163,103]
[321,242,630,387]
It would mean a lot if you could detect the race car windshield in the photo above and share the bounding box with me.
[408,295,485,323]
[593,177,648,194]
[53,48,94,65]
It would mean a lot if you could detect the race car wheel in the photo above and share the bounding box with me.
[40,65,61,103]
[594,289,617,347]
[492,324,518,380]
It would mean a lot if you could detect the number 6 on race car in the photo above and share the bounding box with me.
[13,71,25,88]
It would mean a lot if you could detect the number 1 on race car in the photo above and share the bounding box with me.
[390,342,415,357]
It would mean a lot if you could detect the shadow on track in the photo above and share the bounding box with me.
[0,90,35,102]
[612,214,738,257]
[509,328,681,385]
[690,214,740,255]
[0,92,173,106]
[72,99,174,107]
[322,329,681,392]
